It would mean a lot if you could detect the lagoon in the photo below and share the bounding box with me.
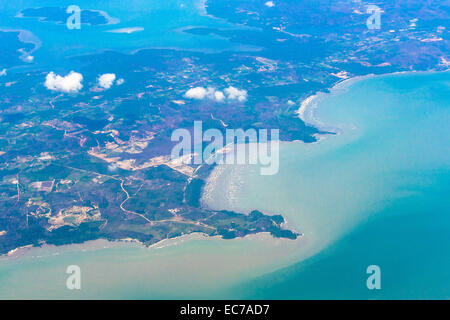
[1,0,257,72]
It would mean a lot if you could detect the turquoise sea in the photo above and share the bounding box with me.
[203,70,450,299]
[1,0,257,72]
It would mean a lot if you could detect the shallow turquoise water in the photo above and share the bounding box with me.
[1,0,255,71]
[208,71,450,299]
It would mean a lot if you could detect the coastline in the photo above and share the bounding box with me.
[2,70,449,299]
[0,28,42,53]
[0,230,300,265]
[0,233,212,260]
[297,74,377,129]
[297,70,448,130]
[200,68,450,275]
[2,69,446,264]
[0,239,133,261]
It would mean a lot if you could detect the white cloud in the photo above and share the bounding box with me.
[0,69,6,77]
[185,87,208,100]
[116,78,125,85]
[265,1,275,7]
[214,90,225,102]
[185,86,247,102]
[98,73,117,89]
[224,86,248,102]
[44,71,83,93]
